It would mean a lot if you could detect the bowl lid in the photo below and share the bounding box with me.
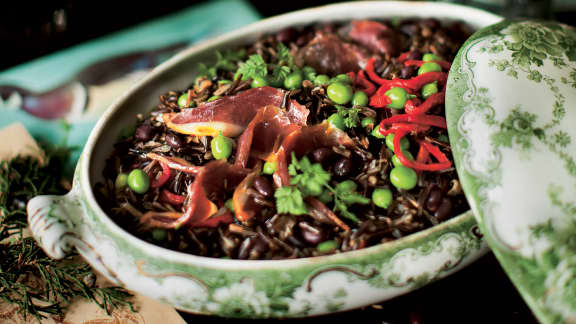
[445,19,576,323]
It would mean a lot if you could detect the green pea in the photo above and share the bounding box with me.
[392,151,415,167]
[314,74,330,86]
[385,87,409,110]
[418,62,442,75]
[422,82,438,99]
[225,198,235,212]
[331,74,351,84]
[352,91,369,107]
[127,169,150,194]
[263,161,277,175]
[251,76,268,88]
[385,133,410,152]
[361,117,376,128]
[177,92,189,107]
[317,240,338,253]
[151,228,168,241]
[327,113,346,130]
[372,188,393,209]
[284,71,303,90]
[371,125,386,138]
[390,166,418,190]
[318,190,333,204]
[327,82,353,105]
[423,53,442,62]
[211,132,233,160]
[207,95,221,102]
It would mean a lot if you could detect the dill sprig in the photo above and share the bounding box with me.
[0,145,133,322]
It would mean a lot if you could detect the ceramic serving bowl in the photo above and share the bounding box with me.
[27,2,501,318]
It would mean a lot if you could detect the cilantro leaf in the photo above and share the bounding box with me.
[235,54,268,81]
[289,153,331,197]
[275,186,307,215]
[336,105,362,129]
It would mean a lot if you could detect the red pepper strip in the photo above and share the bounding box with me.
[356,70,377,96]
[371,71,447,94]
[394,131,451,171]
[404,89,446,115]
[150,162,171,188]
[379,114,447,129]
[365,57,389,85]
[160,189,186,205]
[404,60,451,70]
[420,140,451,163]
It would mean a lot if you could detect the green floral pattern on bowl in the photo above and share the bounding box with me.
[446,19,576,324]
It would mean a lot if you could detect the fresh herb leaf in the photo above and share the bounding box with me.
[302,66,317,81]
[336,105,362,129]
[329,181,370,222]
[289,153,331,197]
[276,43,295,69]
[235,54,268,81]
[270,65,292,86]
[274,186,307,215]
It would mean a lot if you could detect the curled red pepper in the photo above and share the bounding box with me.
[393,131,451,171]
[404,89,446,115]
[379,114,447,129]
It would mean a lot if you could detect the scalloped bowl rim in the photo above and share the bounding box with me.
[79,1,501,270]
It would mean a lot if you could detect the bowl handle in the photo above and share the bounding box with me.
[27,192,82,260]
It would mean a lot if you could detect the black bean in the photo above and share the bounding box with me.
[333,157,353,178]
[165,133,183,149]
[312,147,333,165]
[253,176,273,198]
[425,186,443,212]
[400,65,418,79]
[298,222,325,246]
[434,198,453,221]
[134,124,154,141]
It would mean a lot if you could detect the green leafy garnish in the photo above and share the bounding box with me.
[274,186,307,215]
[276,43,295,69]
[235,54,268,81]
[336,105,362,129]
[288,153,331,196]
[331,181,370,222]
